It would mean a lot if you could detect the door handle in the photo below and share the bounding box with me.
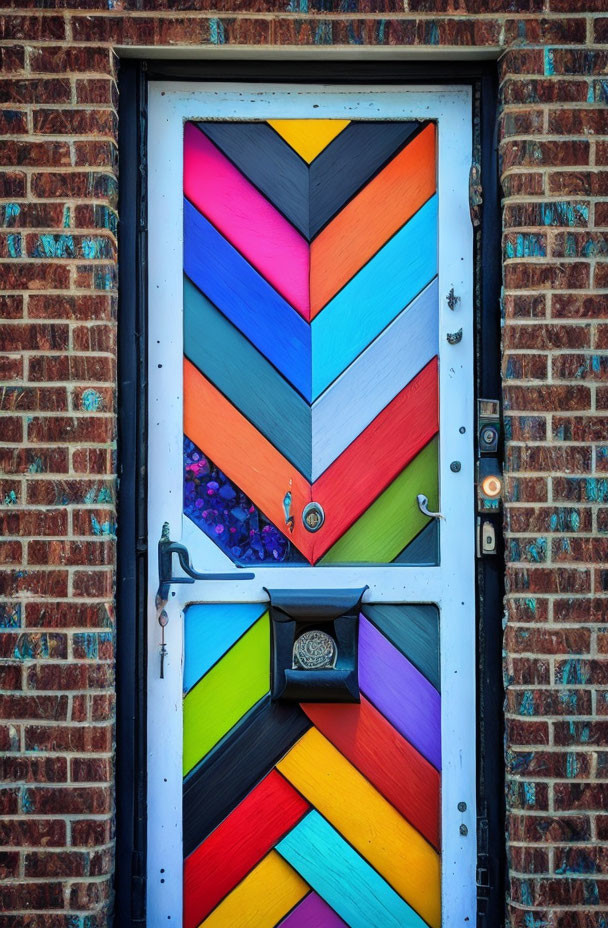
[417,494,445,521]
[156,522,255,604]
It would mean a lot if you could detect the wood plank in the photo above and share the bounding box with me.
[183,602,267,695]
[267,119,350,163]
[276,808,433,928]
[359,614,441,770]
[310,278,438,479]
[184,278,313,479]
[309,121,422,238]
[361,604,440,691]
[183,696,311,855]
[278,892,348,928]
[199,851,308,928]
[311,195,438,398]
[301,696,440,849]
[196,121,310,238]
[183,359,314,561]
[184,770,309,928]
[184,122,309,318]
[320,437,438,564]
[311,359,438,560]
[184,201,312,400]
[310,123,436,315]
[183,613,270,776]
[395,520,439,566]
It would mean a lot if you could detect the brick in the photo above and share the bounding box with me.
[553,416,608,442]
[28,540,115,567]
[501,79,590,105]
[0,756,67,783]
[0,78,71,105]
[27,416,114,444]
[0,447,69,475]
[552,294,608,319]
[504,261,590,291]
[29,45,112,73]
[504,323,591,350]
[33,108,116,137]
[71,819,112,848]
[548,50,608,76]
[504,385,590,412]
[22,786,111,815]
[501,140,590,172]
[25,601,113,629]
[0,882,64,910]
[549,172,608,197]
[504,201,589,229]
[549,109,608,136]
[0,264,71,291]
[26,478,114,506]
[0,694,67,721]
[0,819,66,847]
[25,724,112,753]
[506,507,592,534]
[24,852,87,879]
[508,813,590,843]
[26,662,113,690]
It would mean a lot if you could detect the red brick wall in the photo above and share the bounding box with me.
[0,3,606,926]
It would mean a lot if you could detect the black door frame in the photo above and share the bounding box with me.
[116,58,504,928]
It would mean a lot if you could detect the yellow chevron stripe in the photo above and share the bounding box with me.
[183,613,270,776]
[267,119,350,163]
[277,727,441,928]
[199,850,308,928]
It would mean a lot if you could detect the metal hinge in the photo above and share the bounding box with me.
[476,813,491,927]
[469,160,482,228]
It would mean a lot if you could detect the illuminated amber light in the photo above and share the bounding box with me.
[481,475,502,498]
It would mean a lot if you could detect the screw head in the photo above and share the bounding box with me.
[450,461,461,473]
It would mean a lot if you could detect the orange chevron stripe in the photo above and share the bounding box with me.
[184,357,312,558]
[184,358,438,563]
[301,697,440,849]
[310,123,436,316]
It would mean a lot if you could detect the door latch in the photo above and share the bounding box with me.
[417,494,445,521]
[156,523,255,678]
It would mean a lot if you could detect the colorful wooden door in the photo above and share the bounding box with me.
[147,84,476,928]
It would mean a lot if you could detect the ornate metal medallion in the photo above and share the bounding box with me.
[292,629,337,670]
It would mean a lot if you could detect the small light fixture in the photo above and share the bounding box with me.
[481,474,502,499]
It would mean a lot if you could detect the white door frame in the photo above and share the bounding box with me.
[146,81,475,927]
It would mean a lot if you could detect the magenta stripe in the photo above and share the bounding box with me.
[279,892,348,928]
[358,614,441,769]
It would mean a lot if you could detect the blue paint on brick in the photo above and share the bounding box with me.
[209,18,225,44]
[3,203,20,227]
[584,880,600,905]
[0,603,21,628]
[541,202,588,227]
[585,479,608,502]
[594,80,608,103]
[506,233,546,258]
[81,388,103,411]
[560,659,585,685]
[91,515,115,536]
[4,491,18,505]
[21,788,33,814]
[520,880,534,906]
[14,633,49,661]
[75,632,98,659]
[63,206,71,228]
[566,753,579,778]
[519,691,534,716]
[524,598,536,615]
[7,233,21,257]
[544,48,554,75]
[32,234,75,258]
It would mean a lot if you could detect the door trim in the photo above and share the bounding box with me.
[116,58,503,928]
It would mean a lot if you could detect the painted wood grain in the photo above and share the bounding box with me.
[199,850,308,928]
[184,770,309,928]
[311,359,438,560]
[310,195,438,398]
[183,697,310,854]
[395,520,439,565]
[183,359,313,559]
[183,602,266,694]
[358,614,441,769]
[182,613,270,776]
[196,121,310,238]
[308,120,422,238]
[184,201,312,400]
[276,810,432,928]
[184,278,313,479]
[277,729,441,927]
[320,437,438,564]
[278,892,348,928]
[361,603,440,691]
[311,278,438,478]
[267,119,350,163]
[184,122,310,317]
[310,123,436,314]
[301,696,440,849]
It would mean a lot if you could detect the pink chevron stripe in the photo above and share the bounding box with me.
[184,122,310,318]
[278,892,348,928]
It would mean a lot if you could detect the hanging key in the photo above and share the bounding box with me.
[159,608,168,679]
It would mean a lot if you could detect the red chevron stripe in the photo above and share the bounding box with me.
[183,769,309,928]
[301,697,440,850]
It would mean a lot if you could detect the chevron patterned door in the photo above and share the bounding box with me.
[147,85,476,928]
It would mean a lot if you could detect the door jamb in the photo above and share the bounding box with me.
[116,57,504,928]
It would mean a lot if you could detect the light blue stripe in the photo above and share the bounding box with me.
[276,810,428,928]
[311,195,438,399]
[183,603,266,693]
[184,198,312,400]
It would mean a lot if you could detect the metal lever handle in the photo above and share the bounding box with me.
[157,522,254,604]
[417,494,445,521]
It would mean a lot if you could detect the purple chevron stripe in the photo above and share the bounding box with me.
[279,891,348,928]
[358,614,441,770]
